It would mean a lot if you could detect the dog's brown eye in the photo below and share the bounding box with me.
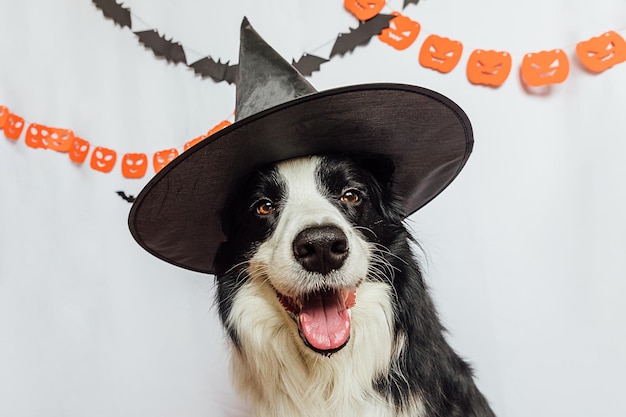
[340,190,361,204]
[256,200,275,215]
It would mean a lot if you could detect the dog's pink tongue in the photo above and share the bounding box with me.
[299,291,351,351]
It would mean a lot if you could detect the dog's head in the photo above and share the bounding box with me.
[214,155,405,355]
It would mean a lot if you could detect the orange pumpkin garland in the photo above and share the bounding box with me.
[378,12,421,51]
[576,30,626,73]
[419,34,463,73]
[521,49,570,86]
[344,0,386,21]
[466,49,512,87]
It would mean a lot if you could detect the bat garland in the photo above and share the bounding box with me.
[91,0,404,80]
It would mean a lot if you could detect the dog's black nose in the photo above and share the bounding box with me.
[293,226,349,274]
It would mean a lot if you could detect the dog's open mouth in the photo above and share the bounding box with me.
[277,288,356,354]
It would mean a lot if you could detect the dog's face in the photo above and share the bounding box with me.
[215,155,404,355]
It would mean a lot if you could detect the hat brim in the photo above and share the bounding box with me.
[128,83,473,274]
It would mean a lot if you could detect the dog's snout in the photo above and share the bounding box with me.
[293,226,349,274]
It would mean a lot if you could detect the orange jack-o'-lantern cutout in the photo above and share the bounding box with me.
[90,146,117,173]
[47,128,74,152]
[184,120,232,151]
[576,31,626,73]
[0,106,8,129]
[69,137,90,164]
[419,34,463,73]
[207,120,232,136]
[466,49,512,87]
[4,112,25,140]
[344,0,385,21]
[121,153,148,179]
[378,12,420,51]
[521,49,570,87]
[25,123,49,149]
[26,123,75,151]
[153,148,179,173]
[184,133,208,151]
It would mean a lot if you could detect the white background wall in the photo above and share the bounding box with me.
[1,1,625,416]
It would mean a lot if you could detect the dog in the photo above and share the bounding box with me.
[212,154,496,417]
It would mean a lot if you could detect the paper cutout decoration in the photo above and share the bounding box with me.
[121,153,148,178]
[0,106,8,128]
[207,120,232,135]
[69,137,91,164]
[292,54,330,76]
[403,0,420,7]
[330,14,394,58]
[419,34,463,73]
[184,120,232,151]
[93,1,396,84]
[116,191,136,203]
[153,148,179,173]
[92,0,131,29]
[576,31,626,73]
[25,123,75,151]
[190,58,238,84]
[4,112,25,140]
[521,49,570,86]
[378,12,420,50]
[90,146,117,173]
[135,30,187,65]
[466,49,512,87]
[184,134,208,151]
[344,0,386,21]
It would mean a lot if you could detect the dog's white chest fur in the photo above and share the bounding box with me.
[229,280,405,417]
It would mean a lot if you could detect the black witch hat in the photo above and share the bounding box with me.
[129,18,473,274]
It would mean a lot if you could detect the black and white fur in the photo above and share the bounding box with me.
[214,155,495,417]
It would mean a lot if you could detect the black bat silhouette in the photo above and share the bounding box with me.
[403,0,421,8]
[330,14,394,58]
[189,57,238,84]
[92,0,131,29]
[116,191,136,203]
[134,30,187,65]
[292,54,329,77]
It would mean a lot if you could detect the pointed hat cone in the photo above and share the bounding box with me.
[236,18,316,120]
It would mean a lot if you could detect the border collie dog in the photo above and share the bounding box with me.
[214,155,495,417]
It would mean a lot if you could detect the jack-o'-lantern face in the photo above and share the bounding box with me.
[4,112,25,140]
[344,0,385,21]
[121,153,148,179]
[47,128,74,152]
[419,34,463,73]
[153,148,179,173]
[90,146,117,173]
[69,137,90,164]
[0,106,8,128]
[26,124,75,151]
[466,49,512,87]
[378,12,420,51]
[25,124,49,149]
[521,49,570,86]
[576,31,626,73]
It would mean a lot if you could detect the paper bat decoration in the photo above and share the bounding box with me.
[116,191,136,203]
[189,57,238,84]
[292,54,329,76]
[134,30,187,65]
[330,14,394,58]
[92,0,131,29]
[403,0,421,8]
